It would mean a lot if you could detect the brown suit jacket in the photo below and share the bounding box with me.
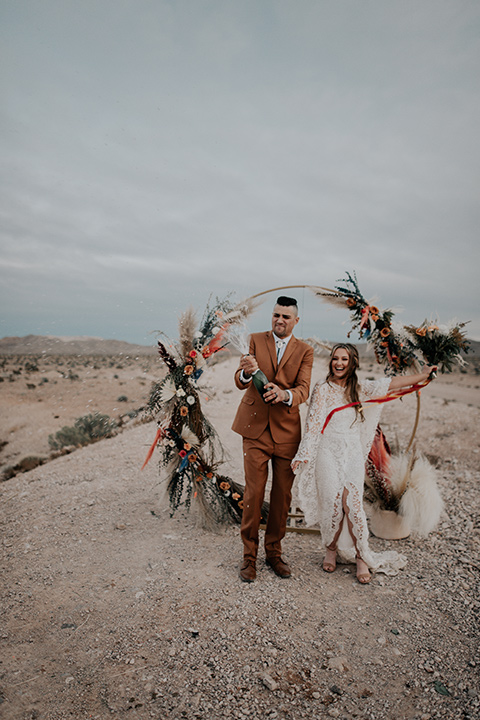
[231,332,314,444]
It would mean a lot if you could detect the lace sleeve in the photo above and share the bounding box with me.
[359,377,392,460]
[292,381,327,465]
[361,377,391,400]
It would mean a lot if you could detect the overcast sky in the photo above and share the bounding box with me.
[1,0,479,347]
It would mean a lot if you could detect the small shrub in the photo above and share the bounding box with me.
[117,395,128,402]
[2,466,16,481]
[48,413,118,450]
[1,456,46,481]
[17,456,45,472]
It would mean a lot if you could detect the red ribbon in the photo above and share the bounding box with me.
[360,306,370,329]
[321,378,432,434]
[141,427,164,470]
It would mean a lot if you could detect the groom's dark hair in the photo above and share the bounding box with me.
[276,296,298,308]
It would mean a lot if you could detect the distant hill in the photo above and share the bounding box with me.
[1,334,477,360]
[0,335,157,356]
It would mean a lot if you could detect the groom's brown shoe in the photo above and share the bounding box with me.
[239,558,256,583]
[266,556,291,578]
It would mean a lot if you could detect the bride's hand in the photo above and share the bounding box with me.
[425,365,437,379]
[291,460,305,472]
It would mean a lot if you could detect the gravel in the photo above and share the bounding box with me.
[1,359,479,720]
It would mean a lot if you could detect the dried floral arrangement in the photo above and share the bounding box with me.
[314,271,470,375]
[144,295,267,528]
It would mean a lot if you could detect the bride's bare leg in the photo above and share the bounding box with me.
[323,500,344,573]
[342,488,371,584]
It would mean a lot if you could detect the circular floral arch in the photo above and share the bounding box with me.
[144,272,468,528]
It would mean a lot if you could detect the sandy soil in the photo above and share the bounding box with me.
[1,350,479,720]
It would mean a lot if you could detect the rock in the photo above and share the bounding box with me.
[260,672,279,692]
[327,707,340,718]
[326,657,349,672]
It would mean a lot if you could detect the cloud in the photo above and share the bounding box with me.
[1,0,479,343]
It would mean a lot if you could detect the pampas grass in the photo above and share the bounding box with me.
[305,337,333,355]
[178,307,198,358]
[388,451,444,536]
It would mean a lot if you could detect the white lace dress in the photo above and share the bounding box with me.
[293,378,407,575]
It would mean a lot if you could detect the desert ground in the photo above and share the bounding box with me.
[1,338,479,720]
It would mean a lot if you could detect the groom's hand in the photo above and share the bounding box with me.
[264,382,287,404]
[240,354,258,377]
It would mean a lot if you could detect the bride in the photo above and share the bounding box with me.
[292,343,436,583]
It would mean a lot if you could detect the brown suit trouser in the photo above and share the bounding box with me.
[241,427,298,562]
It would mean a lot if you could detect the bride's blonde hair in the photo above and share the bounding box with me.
[326,343,364,423]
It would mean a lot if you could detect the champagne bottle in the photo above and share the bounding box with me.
[251,369,270,401]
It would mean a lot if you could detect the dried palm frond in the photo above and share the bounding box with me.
[159,378,176,403]
[180,426,200,447]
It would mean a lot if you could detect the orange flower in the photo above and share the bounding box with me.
[232,492,241,501]
[188,453,197,464]
[370,306,379,315]
[183,443,191,451]
[346,298,356,307]
[371,315,379,323]
[380,327,390,338]
[180,406,188,417]
[188,350,198,358]
[416,327,427,337]
[219,481,231,491]
[195,475,203,483]
[381,341,389,347]
[206,472,213,479]
[238,500,244,510]
[184,365,194,375]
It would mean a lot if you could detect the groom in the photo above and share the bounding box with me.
[232,296,314,582]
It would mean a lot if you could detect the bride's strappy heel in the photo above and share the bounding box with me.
[323,544,337,573]
[356,555,371,584]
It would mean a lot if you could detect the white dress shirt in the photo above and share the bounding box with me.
[240,333,293,405]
